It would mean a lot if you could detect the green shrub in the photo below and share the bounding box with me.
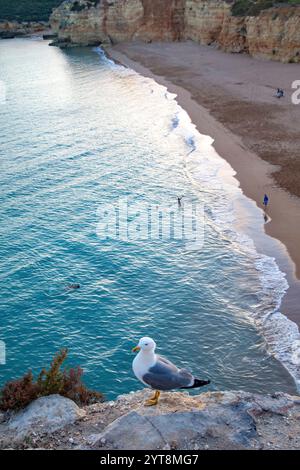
[70,1,86,13]
[0,0,63,22]
[0,349,104,411]
[231,0,300,17]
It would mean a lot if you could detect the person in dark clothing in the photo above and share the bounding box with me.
[276,88,284,98]
[177,196,184,207]
[263,194,269,208]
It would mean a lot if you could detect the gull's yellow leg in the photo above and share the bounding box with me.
[145,390,161,406]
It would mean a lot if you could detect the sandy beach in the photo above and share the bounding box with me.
[107,41,300,326]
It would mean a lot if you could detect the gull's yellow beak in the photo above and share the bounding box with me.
[132,345,141,353]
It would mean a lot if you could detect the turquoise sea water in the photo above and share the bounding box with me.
[0,39,297,398]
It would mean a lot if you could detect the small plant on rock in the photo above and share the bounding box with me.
[0,371,40,412]
[0,349,103,411]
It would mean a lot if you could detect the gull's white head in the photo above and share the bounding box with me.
[132,337,156,353]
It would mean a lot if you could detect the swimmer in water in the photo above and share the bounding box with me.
[67,284,80,290]
[177,196,184,207]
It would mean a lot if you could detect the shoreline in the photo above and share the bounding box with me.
[107,42,300,331]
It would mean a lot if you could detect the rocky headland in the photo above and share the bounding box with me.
[0,20,51,39]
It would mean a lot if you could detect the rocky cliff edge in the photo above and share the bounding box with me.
[1,389,300,450]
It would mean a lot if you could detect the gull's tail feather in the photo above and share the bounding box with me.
[182,379,210,389]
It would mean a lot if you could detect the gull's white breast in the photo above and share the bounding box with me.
[132,352,156,386]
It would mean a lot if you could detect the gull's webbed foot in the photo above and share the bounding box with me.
[145,390,160,406]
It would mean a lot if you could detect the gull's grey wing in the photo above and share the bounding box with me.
[142,355,194,391]
[155,355,178,370]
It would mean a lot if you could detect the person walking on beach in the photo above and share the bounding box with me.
[263,194,269,209]
[275,88,284,99]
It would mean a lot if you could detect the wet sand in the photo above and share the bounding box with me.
[107,41,300,326]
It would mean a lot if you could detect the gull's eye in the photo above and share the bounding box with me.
[145,343,148,346]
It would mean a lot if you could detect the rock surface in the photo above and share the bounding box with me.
[50,0,300,62]
[1,390,300,449]
[90,407,257,450]
[3,395,86,440]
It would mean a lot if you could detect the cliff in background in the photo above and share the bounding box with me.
[50,0,300,62]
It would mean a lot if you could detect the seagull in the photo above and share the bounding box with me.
[132,337,210,406]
